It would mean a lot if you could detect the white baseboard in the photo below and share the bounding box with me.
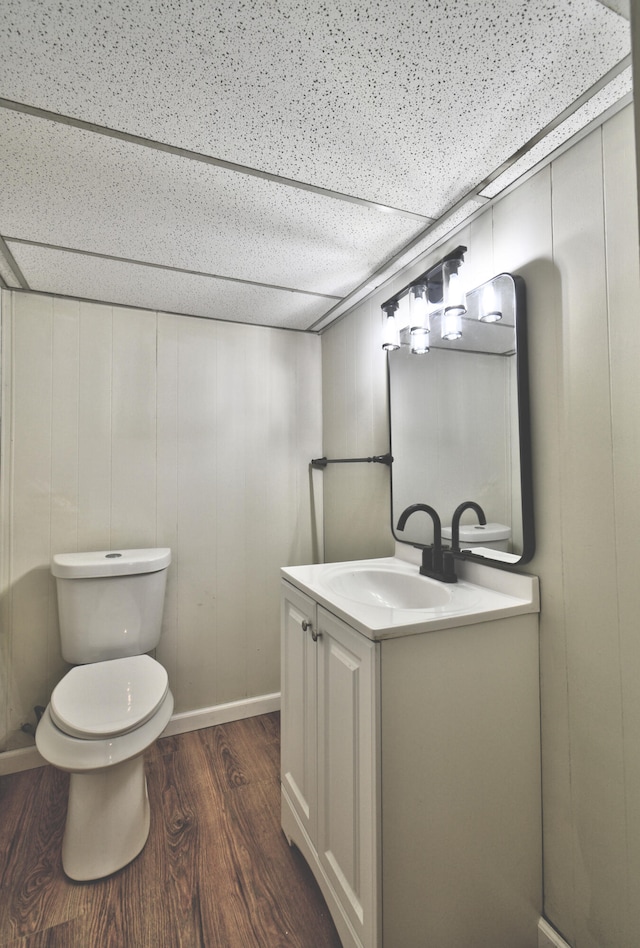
[0,745,47,776]
[539,918,571,948]
[0,692,281,775]
[161,691,280,737]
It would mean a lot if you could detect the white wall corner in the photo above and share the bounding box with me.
[538,917,572,948]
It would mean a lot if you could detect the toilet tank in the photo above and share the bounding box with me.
[51,548,171,664]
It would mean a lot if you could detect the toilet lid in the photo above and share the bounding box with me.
[50,655,169,739]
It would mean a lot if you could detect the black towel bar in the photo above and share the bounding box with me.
[311,453,392,469]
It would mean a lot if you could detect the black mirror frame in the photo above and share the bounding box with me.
[387,272,535,570]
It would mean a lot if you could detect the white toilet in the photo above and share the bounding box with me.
[36,547,174,881]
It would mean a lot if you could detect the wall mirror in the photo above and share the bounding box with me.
[387,267,534,566]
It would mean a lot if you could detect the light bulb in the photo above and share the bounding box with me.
[442,261,466,341]
[381,304,400,351]
[409,283,429,332]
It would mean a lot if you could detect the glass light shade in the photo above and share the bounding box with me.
[444,269,466,312]
[382,305,400,350]
[410,327,430,354]
[480,283,502,322]
[409,283,429,332]
[442,261,466,341]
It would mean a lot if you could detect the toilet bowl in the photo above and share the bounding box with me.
[35,548,173,881]
[36,654,174,880]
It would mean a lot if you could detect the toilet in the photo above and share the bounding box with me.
[35,548,173,881]
[441,522,511,553]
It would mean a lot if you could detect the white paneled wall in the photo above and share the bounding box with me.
[321,299,395,563]
[0,296,321,750]
[322,105,640,948]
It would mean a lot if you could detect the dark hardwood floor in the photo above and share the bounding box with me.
[0,712,342,947]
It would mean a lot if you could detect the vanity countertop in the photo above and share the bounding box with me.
[281,548,539,641]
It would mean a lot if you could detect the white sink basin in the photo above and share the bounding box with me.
[322,566,452,610]
[281,555,540,640]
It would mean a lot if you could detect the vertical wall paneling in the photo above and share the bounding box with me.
[602,105,640,948]
[10,293,54,733]
[243,324,270,698]
[77,302,113,550]
[175,316,220,711]
[0,291,12,747]
[492,166,576,936]
[552,128,627,948]
[0,297,321,748]
[155,313,180,682]
[292,332,324,568]
[49,297,80,692]
[110,307,158,549]
[321,300,393,563]
[215,321,251,703]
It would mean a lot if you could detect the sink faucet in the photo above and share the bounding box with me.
[396,503,457,583]
[450,501,487,552]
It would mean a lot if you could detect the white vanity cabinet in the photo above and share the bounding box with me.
[280,582,379,948]
[281,569,542,948]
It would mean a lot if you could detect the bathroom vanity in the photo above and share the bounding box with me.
[280,551,541,948]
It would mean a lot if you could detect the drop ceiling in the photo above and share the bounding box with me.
[0,0,632,331]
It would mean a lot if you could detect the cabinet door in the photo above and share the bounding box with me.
[281,582,318,842]
[317,607,379,948]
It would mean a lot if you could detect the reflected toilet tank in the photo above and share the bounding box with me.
[441,522,511,552]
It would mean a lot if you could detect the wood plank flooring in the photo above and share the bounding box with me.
[0,713,342,947]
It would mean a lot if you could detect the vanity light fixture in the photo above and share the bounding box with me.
[479,281,502,322]
[381,301,401,351]
[380,246,467,353]
[441,257,466,341]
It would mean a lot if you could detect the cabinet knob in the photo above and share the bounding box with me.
[301,619,322,642]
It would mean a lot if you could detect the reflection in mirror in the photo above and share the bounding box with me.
[387,271,534,566]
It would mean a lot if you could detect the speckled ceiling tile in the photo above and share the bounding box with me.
[7,242,334,329]
[0,1,629,217]
[0,110,425,298]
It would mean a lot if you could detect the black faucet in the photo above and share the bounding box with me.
[396,503,457,583]
[450,501,487,552]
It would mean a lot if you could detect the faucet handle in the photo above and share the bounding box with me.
[442,551,458,584]
[419,546,434,574]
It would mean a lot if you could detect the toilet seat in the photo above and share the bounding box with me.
[50,654,169,739]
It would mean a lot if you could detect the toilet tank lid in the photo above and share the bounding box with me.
[52,548,171,578]
[441,523,511,542]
